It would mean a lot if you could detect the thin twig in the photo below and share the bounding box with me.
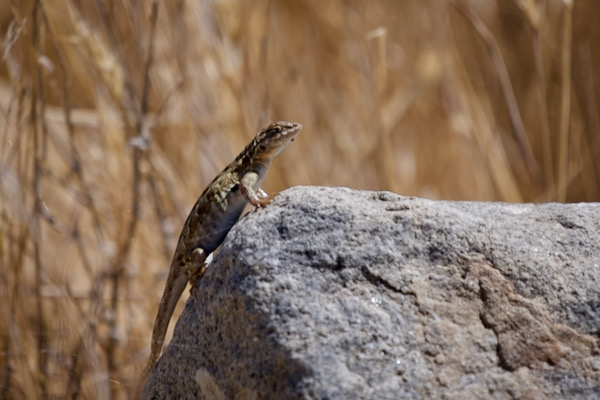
[30,0,49,395]
[106,1,160,395]
[64,338,84,400]
[2,228,29,399]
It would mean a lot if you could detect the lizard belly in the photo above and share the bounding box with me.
[195,195,247,254]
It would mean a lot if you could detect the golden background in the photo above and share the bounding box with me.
[1,0,599,398]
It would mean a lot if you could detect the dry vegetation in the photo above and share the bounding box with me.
[1,0,599,398]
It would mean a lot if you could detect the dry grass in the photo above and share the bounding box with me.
[1,0,599,398]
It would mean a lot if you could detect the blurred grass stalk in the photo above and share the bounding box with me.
[557,0,573,202]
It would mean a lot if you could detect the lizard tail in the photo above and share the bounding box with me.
[138,271,189,391]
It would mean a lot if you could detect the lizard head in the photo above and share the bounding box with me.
[250,121,302,159]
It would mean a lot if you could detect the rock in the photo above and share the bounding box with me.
[142,186,600,399]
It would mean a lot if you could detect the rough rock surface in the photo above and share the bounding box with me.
[142,186,600,399]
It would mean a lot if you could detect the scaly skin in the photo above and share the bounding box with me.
[140,121,302,385]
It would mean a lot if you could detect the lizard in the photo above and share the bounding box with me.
[140,121,302,384]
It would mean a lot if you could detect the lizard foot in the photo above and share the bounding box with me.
[247,189,276,212]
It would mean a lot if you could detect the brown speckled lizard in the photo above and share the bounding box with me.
[141,121,302,382]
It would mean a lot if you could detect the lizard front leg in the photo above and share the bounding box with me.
[240,171,273,207]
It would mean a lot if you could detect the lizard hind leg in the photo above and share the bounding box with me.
[188,247,208,299]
